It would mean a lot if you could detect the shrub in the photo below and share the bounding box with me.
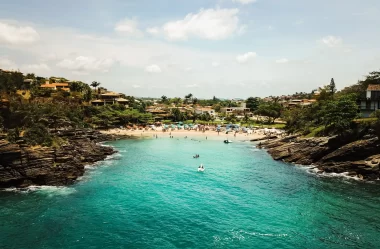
[6,128,20,143]
[23,124,52,146]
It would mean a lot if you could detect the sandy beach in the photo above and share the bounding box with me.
[101,128,266,141]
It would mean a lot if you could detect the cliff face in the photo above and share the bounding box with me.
[0,130,115,188]
[260,135,380,180]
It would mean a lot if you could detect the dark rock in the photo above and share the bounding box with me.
[259,135,380,181]
[0,129,116,188]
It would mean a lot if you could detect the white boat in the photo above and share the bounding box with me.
[224,140,233,143]
[198,164,205,172]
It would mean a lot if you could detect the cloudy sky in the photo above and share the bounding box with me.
[0,0,379,98]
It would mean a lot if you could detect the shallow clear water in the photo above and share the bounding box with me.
[1,137,380,249]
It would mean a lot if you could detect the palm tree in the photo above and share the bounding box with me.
[91,81,100,91]
[161,95,168,104]
[184,93,193,104]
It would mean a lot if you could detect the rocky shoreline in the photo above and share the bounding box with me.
[258,135,380,180]
[0,129,132,188]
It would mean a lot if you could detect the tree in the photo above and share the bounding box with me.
[243,114,250,124]
[329,78,337,95]
[171,108,184,122]
[23,123,52,146]
[171,97,182,106]
[161,95,168,104]
[91,81,100,91]
[82,86,92,102]
[213,104,221,112]
[70,81,86,92]
[320,96,358,135]
[255,101,283,123]
[184,93,193,104]
[246,97,261,112]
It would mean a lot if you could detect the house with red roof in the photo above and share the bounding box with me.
[360,84,380,117]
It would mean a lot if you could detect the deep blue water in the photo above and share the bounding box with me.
[1,137,380,249]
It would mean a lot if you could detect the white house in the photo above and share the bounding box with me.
[220,102,251,116]
[195,107,216,116]
[360,84,380,117]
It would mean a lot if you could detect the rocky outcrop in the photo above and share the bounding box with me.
[259,135,380,180]
[0,129,116,188]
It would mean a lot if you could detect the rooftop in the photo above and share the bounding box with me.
[53,83,69,87]
[101,92,122,97]
[40,84,56,88]
[367,84,380,91]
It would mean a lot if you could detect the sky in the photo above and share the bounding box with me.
[0,0,380,98]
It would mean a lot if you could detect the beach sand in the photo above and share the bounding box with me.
[100,128,266,141]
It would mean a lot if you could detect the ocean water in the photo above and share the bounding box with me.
[1,137,380,249]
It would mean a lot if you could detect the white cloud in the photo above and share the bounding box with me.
[276,58,289,64]
[132,84,141,88]
[146,27,160,35]
[320,35,342,47]
[56,56,114,74]
[163,8,240,41]
[185,67,192,72]
[232,0,257,4]
[24,63,51,71]
[0,58,18,70]
[145,64,162,73]
[212,62,220,67]
[0,22,40,45]
[114,18,142,37]
[268,25,274,31]
[236,52,257,63]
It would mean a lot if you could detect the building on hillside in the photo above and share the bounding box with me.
[40,82,70,92]
[220,103,251,116]
[91,92,129,106]
[282,99,316,108]
[360,84,380,117]
[23,79,34,85]
[195,107,216,116]
[145,107,170,121]
[40,84,57,90]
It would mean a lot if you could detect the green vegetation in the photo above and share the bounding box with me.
[254,101,283,124]
[283,70,380,138]
[2,66,380,147]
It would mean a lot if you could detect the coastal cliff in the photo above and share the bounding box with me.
[0,129,117,188]
[260,135,380,180]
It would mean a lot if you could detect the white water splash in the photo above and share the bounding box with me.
[1,185,76,196]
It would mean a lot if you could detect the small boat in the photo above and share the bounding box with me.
[224,140,233,143]
[198,164,205,172]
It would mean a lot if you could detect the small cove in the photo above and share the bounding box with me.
[1,138,379,249]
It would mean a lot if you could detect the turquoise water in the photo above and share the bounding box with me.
[1,137,380,249]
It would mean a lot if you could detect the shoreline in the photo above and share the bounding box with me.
[100,128,266,141]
